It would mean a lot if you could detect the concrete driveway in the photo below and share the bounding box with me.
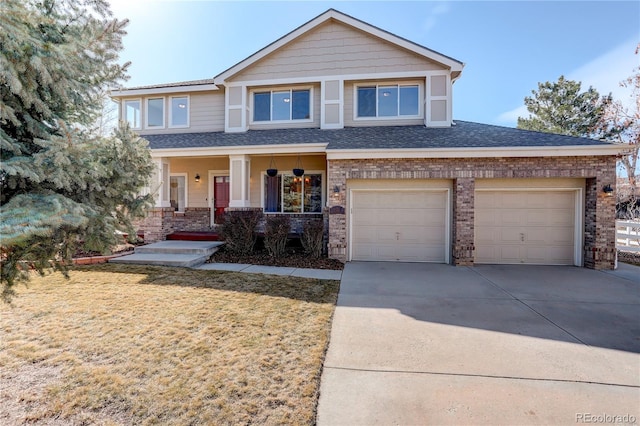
[317,263,640,425]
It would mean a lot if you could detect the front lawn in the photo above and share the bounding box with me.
[0,264,339,425]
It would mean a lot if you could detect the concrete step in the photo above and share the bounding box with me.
[109,253,210,268]
[134,241,223,256]
[109,241,225,268]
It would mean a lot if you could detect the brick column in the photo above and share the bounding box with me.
[328,163,347,263]
[584,171,617,270]
[452,177,475,266]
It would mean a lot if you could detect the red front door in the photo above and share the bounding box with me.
[214,176,230,224]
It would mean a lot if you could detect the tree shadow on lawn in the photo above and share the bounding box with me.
[71,263,340,305]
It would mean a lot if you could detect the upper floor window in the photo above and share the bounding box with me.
[146,97,165,128]
[123,99,141,129]
[170,96,189,127]
[356,84,420,119]
[253,89,311,122]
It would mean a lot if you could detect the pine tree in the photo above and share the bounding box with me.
[1,0,154,300]
[517,75,612,138]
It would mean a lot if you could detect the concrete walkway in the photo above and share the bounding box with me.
[317,262,640,425]
[196,262,342,280]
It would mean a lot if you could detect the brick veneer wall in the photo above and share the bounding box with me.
[327,155,617,269]
[135,207,213,242]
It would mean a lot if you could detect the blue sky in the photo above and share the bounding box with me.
[108,1,639,128]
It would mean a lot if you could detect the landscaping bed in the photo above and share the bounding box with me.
[1,264,340,425]
[210,239,343,270]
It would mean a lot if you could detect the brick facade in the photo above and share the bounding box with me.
[327,155,617,269]
[135,207,213,242]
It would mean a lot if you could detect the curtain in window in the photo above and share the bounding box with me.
[264,175,280,212]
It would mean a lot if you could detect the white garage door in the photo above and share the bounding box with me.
[351,190,447,262]
[475,190,577,265]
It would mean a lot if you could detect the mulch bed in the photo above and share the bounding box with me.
[210,245,344,270]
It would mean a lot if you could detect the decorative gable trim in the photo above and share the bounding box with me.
[213,9,464,85]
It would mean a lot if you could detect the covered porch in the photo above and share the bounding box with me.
[137,149,328,242]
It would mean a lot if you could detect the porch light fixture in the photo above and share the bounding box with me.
[333,185,340,194]
[267,155,278,177]
[293,154,304,177]
[194,173,201,183]
[603,184,613,195]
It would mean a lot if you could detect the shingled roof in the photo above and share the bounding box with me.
[143,121,614,151]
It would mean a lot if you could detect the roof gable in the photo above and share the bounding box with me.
[214,9,464,84]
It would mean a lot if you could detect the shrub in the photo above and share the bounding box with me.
[301,220,324,258]
[264,215,291,257]
[219,209,262,255]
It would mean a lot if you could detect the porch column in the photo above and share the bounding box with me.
[153,157,171,208]
[228,154,251,208]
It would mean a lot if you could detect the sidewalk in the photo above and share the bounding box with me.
[196,262,343,280]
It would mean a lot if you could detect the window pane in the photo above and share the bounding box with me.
[357,87,376,117]
[378,86,398,117]
[171,97,188,126]
[147,98,164,127]
[264,175,281,212]
[283,175,302,213]
[292,89,310,120]
[272,91,291,121]
[124,100,140,128]
[399,86,419,116]
[170,176,185,212]
[303,174,322,213]
[254,92,271,121]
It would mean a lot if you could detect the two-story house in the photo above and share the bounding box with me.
[110,9,621,269]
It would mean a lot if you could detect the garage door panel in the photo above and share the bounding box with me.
[475,190,577,265]
[351,189,447,262]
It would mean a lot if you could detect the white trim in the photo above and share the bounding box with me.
[151,143,328,158]
[249,86,314,125]
[208,169,230,227]
[327,144,625,160]
[122,98,142,130]
[110,84,218,97]
[214,9,463,84]
[261,170,325,214]
[474,187,583,266]
[169,95,190,128]
[145,97,165,129]
[348,187,451,263]
[169,173,188,212]
[149,143,623,160]
[224,71,437,88]
[352,82,423,121]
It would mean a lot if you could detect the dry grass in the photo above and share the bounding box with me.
[0,264,339,425]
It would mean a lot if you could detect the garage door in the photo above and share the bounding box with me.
[475,190,576,265]
[351,190,447,262]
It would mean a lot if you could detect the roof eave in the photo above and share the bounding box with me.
[326,144,625,160]
[110,84,219,98]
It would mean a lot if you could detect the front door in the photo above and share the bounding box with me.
[213,176,230,224]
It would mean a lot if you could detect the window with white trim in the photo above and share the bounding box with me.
[146,97,165,128]
[356,84,420,118]
[264,172,322,213]
[123,99,141,129]
[170,96,189,127]
[253,89,311,122]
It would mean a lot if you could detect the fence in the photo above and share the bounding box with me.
[616,220,640,253]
